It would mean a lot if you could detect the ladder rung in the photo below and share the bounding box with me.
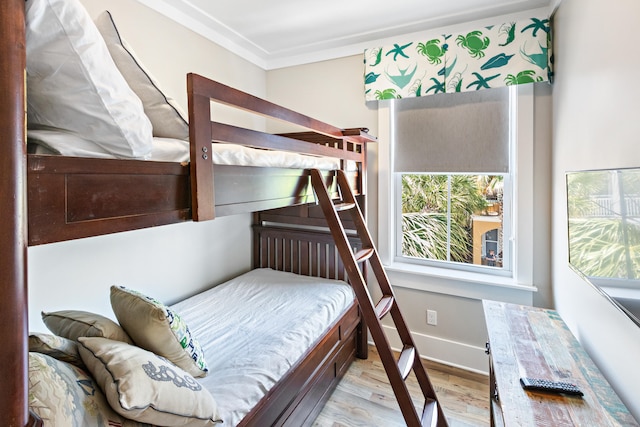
[421,399,439,427]
[374,295,394,319]
[354,248,374,263]
[333,202,356,211]
[397,345,416,380]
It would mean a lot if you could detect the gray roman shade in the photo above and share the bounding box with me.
[393,86,510,173]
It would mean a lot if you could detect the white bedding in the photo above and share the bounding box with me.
[170,268,355,426]
[28,129,347,170]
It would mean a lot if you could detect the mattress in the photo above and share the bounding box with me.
[27,129,348,170]
[170,268,355,426]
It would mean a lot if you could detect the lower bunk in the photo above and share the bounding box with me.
[27,227,367,427]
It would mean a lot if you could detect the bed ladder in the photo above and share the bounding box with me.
[309,169,448,427]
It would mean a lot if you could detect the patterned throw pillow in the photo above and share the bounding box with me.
[29,333,84,368]
[110,286,208,378]
[28,352,141,427]
[78,337,221,426]
[42,310,134,344]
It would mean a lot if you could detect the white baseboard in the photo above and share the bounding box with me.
[371,325,490,375]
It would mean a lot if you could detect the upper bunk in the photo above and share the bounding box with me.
[19,3,376,246]
[27,72,375,245]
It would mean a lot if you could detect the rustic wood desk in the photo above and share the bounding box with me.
[483,300,638,426]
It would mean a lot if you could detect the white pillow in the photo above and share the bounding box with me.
[25,0,153,159]
[95,11,190,141]
[28,130,190,162]
[78,337,221,427]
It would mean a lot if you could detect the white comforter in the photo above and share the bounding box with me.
[170,268,355,426]
[28,129,346,170]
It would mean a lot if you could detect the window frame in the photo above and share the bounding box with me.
[394,172,513,276]
[377,84,536,290]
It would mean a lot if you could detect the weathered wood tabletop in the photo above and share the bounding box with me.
[483,300,638,427]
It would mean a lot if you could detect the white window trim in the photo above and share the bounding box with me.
[377,85,537,299]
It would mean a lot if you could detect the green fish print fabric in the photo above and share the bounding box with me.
[364,16,552,101]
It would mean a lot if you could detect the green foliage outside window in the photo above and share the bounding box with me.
[401,174,502,264]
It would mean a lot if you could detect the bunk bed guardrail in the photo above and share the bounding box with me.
[187,72,371,221]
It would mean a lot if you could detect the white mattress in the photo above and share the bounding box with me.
[170,268,355,426]
[27,129,348,170]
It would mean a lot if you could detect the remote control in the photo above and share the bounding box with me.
[520,377,583,396]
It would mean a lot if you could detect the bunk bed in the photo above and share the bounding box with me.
[0,1,376,426]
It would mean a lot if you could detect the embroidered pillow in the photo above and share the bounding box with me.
[110,286,208,378]
[78,337,221,426]
[28,332,84,368]
[95,10,190,141]
[42,310,134,344]
[28,352,139,427]
[25,0,153,158]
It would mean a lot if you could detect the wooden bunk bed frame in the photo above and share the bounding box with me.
[0,2,375,425]
[27,73,371,246]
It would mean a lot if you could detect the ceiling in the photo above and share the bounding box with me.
[135,0,554,70]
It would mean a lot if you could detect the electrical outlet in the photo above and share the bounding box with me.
[427,309,437,326]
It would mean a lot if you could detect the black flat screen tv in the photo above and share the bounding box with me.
[567,167,640,327]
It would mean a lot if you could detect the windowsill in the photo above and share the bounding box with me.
[384,261,537,304]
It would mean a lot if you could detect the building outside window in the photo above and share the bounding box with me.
[398,173,507,271]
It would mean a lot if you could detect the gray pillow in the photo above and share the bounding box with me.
[42,310,133,344]
[95,10,190,141]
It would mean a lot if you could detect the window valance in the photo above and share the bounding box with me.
[364,17,551,101]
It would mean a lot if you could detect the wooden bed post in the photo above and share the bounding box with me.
[187,73,215,221]
[0,1,35,426]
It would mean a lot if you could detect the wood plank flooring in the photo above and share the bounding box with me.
[314,346,490,427]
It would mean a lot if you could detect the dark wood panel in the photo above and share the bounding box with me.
[66,174,190,221]
[253,225,363,280]
[27,156,192,245]
[283,334,357,427]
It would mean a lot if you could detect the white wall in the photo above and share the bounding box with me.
[28,0,267,332]
[552,0,640,419]
[267,51,553,373]
[266,55,379,233]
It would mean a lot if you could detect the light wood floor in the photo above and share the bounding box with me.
[313,346,490,427]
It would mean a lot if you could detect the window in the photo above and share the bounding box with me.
[398,173,509,272]
[386,86,514,276]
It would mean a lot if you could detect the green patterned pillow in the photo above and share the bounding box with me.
[110,285,208,378]
[29,332,84,368]
[28,352,143,427]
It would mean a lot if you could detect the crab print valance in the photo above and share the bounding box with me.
[364,16,552,101]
